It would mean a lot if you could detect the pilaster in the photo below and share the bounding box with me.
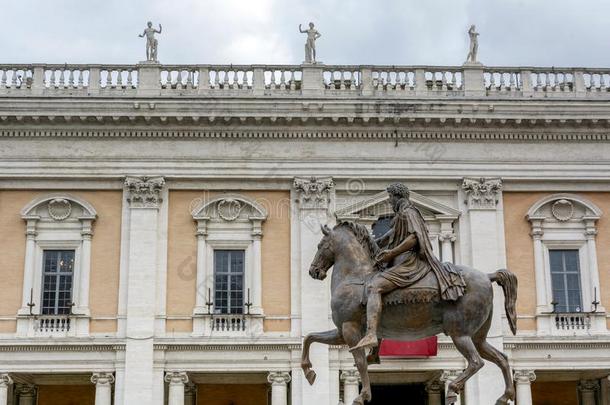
[291,176,334,405]
[122,176,166,405]
[461,177,506,404]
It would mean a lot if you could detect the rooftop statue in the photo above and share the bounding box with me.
[139,21,162,62]
[302,183,518,405]
[299,22,321,64]
[466,24,480,64]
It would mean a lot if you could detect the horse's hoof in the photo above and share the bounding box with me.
[305,369,317,385]
[445,393,458,405]
[352,397,364,405]
[495,399,509,405]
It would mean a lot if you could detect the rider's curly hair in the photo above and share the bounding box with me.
[386,183,410,199]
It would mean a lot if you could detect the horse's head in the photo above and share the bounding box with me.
[309,224,335,280]
[309,221,379,281]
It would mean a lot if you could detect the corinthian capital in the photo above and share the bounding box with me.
[125,176,165,209]
[294,177,334,210]
[462,177,503,210]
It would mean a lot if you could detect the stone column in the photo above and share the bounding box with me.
[425,379,443,405]
[268,372,291,405]
[91,373,114,405]
[438,217,457,263]
[292,177,334,405]
[579,380,599,405]
[16,385,36,405]
[123,176,165,405]
[184,382,197,405]
[461,177,505,404]
[165,372,188,405]
[514,370,535,405]
[341,370,360,405]
[440,370,461,405]
[0,374,12,405]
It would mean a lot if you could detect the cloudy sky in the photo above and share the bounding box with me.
[2,0,608,67]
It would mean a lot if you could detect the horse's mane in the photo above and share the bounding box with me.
[335,221,381,262]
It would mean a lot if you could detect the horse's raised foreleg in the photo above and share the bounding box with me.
[301,329,344,386]
[342,321,371,405]
[445,335,484,405]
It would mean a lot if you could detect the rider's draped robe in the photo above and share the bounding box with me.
[380,200,466,301]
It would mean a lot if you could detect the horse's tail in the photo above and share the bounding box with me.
[489,269,518,335]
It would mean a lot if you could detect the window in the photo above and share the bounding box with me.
[214,250,245,315]
[550,250,583,313]
[41,250,75,315]
[372,215,393,239]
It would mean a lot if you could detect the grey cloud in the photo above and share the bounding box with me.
[1,0,609,67]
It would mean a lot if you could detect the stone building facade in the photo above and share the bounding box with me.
[0,61,609,405]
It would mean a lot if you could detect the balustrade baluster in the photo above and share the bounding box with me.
[0,70,7,87]
[600,74,607,91]
[58,69,65,87]
[279,70,286,89]
[10,70,18,87]
[350,71,357,89]
[186,70,193,88]
[127,70,133,88]
[117,70,124,88]
[212,70,218,88]
[223,70,230,88]
[78,70,85,87]
[49,70,57,87]
[288,70,295,90]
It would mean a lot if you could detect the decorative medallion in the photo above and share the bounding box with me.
[47,198,72,221]
[217,198,242,221]
[551,199,574,221]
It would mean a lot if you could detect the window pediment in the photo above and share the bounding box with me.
[21,193,97,222]
[526,193,602,223]
[191,194,267,222]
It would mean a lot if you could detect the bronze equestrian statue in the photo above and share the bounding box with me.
[301,183,518,405]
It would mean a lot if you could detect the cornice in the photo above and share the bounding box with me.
[155,343,302,351]
[1,127,610,141]
[0,344,125,352]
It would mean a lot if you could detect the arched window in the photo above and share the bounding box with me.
[526,193,605,334]
[17,194,97,337]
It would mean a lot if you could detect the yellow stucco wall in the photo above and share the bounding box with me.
[167,190,291,333]
[0,190,122,333]
[36,385,95,405]
[503,192,610,332]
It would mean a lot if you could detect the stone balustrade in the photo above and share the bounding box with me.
[2,63,610,98]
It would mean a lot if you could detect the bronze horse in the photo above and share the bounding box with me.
[301,221,518,405]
